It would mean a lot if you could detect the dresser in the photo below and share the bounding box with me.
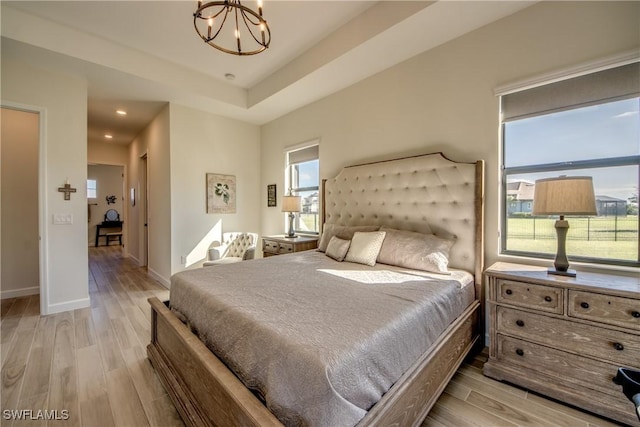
[483,262,640,426]
[262,235,318,257]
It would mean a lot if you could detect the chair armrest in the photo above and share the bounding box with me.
[208,243,229,261]
[243,247,256,260]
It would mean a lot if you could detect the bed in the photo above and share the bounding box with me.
[147,152,485,427]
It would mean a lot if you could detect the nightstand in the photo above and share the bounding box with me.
[483,262,640,426]
[262,235,318,257]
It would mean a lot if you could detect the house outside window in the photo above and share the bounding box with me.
[87,179,97,199]
[286,143,319,234]
[501,62,639,267]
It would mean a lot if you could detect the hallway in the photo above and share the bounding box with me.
[1,246,181,427]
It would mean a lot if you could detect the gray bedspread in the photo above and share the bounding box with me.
[169,251,475,427]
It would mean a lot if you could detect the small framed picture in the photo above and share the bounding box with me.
[267,184,276,207]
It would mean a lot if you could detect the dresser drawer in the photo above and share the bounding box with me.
[569,290,640,331]
[277,242,294,254]
[496,335,626,399]
[496,279,563,314]
[497,306,640,367]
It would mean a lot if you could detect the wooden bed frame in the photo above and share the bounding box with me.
[148,152,485,427]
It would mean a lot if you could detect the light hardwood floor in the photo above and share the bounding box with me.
[1,246,627,427]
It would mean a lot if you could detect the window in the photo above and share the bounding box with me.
[286,143,319,234]
[87,179,97,199]
[501,62,639,267]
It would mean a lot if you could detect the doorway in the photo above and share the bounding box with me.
[1,107,40,299]
[88,164,124,247]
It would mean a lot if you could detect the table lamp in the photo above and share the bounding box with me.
[533,176,597,277]
[282,195,302,238]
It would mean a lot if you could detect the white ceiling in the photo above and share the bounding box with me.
[1,1,535,146]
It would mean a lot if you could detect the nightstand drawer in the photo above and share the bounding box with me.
[278,242,294,254]
[496,335,625,399]
[496,279,563,314]
[569,290,640,331]
[261,235,318,258]
[497,306,640,367]
[262,240,279,253]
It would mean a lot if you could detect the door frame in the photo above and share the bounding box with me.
[140,152,149,267]
[1,101,49,314]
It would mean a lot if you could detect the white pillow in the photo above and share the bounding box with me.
[325,236,351,262]
[377,227,454,274]
[318,223,380,252]
[344,231,386,266]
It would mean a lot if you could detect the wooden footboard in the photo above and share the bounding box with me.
[148,297,479,427]
[147,297,283,427]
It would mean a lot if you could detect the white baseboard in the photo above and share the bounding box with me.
[0,286,39,300]
[128,253,142,266]
[46,297,90,314]
[147,267,170,289]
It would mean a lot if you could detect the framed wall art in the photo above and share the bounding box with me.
[206,173,236,214]
[267,184,276,207]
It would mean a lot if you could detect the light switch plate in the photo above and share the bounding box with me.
[53,214,73,225]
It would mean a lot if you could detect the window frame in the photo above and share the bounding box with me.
[87,179,97,199]
[497,55,640,268]
[285,142,320,235]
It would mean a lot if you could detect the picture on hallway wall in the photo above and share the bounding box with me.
[206,173,236,214]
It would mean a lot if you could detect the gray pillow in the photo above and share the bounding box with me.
[318,223,380,252]
[344,231,387,267]
[325,236,351,262]
[377,227,454,274]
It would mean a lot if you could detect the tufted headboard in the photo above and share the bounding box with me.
[322,152,484,284]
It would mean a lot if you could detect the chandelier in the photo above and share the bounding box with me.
[194,1,271,56]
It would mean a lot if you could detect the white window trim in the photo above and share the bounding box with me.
[497,56,640,269]
[284,139,320,235]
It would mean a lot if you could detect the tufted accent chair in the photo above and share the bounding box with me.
[203,232,258,267]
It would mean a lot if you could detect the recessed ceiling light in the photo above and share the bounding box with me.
[225,73,236,81]
[116,110,127,116]
[104,134,113,139]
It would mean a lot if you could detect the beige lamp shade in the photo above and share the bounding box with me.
[533,176,597,216]
[282,195,302,213]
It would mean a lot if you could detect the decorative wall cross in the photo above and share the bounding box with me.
[58,183,77,200]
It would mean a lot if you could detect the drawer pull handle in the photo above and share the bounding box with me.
[515,349,524,356]
[580,302,590,309]
[505,289,513,295]
[544,296,552,302]
[516,320,525,327]
[613,342,624,351]
[632,310,640,318]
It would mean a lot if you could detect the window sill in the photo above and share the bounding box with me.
[496,253,640,278]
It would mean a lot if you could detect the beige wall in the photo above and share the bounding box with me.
[88,140,128,166]
[127,104,171,285]
[169,104,261,273]
[261,1,640,271]
[1,108,40,299]
[1,58,89,314]
[87,164,124,246]
[125,104,261,285]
